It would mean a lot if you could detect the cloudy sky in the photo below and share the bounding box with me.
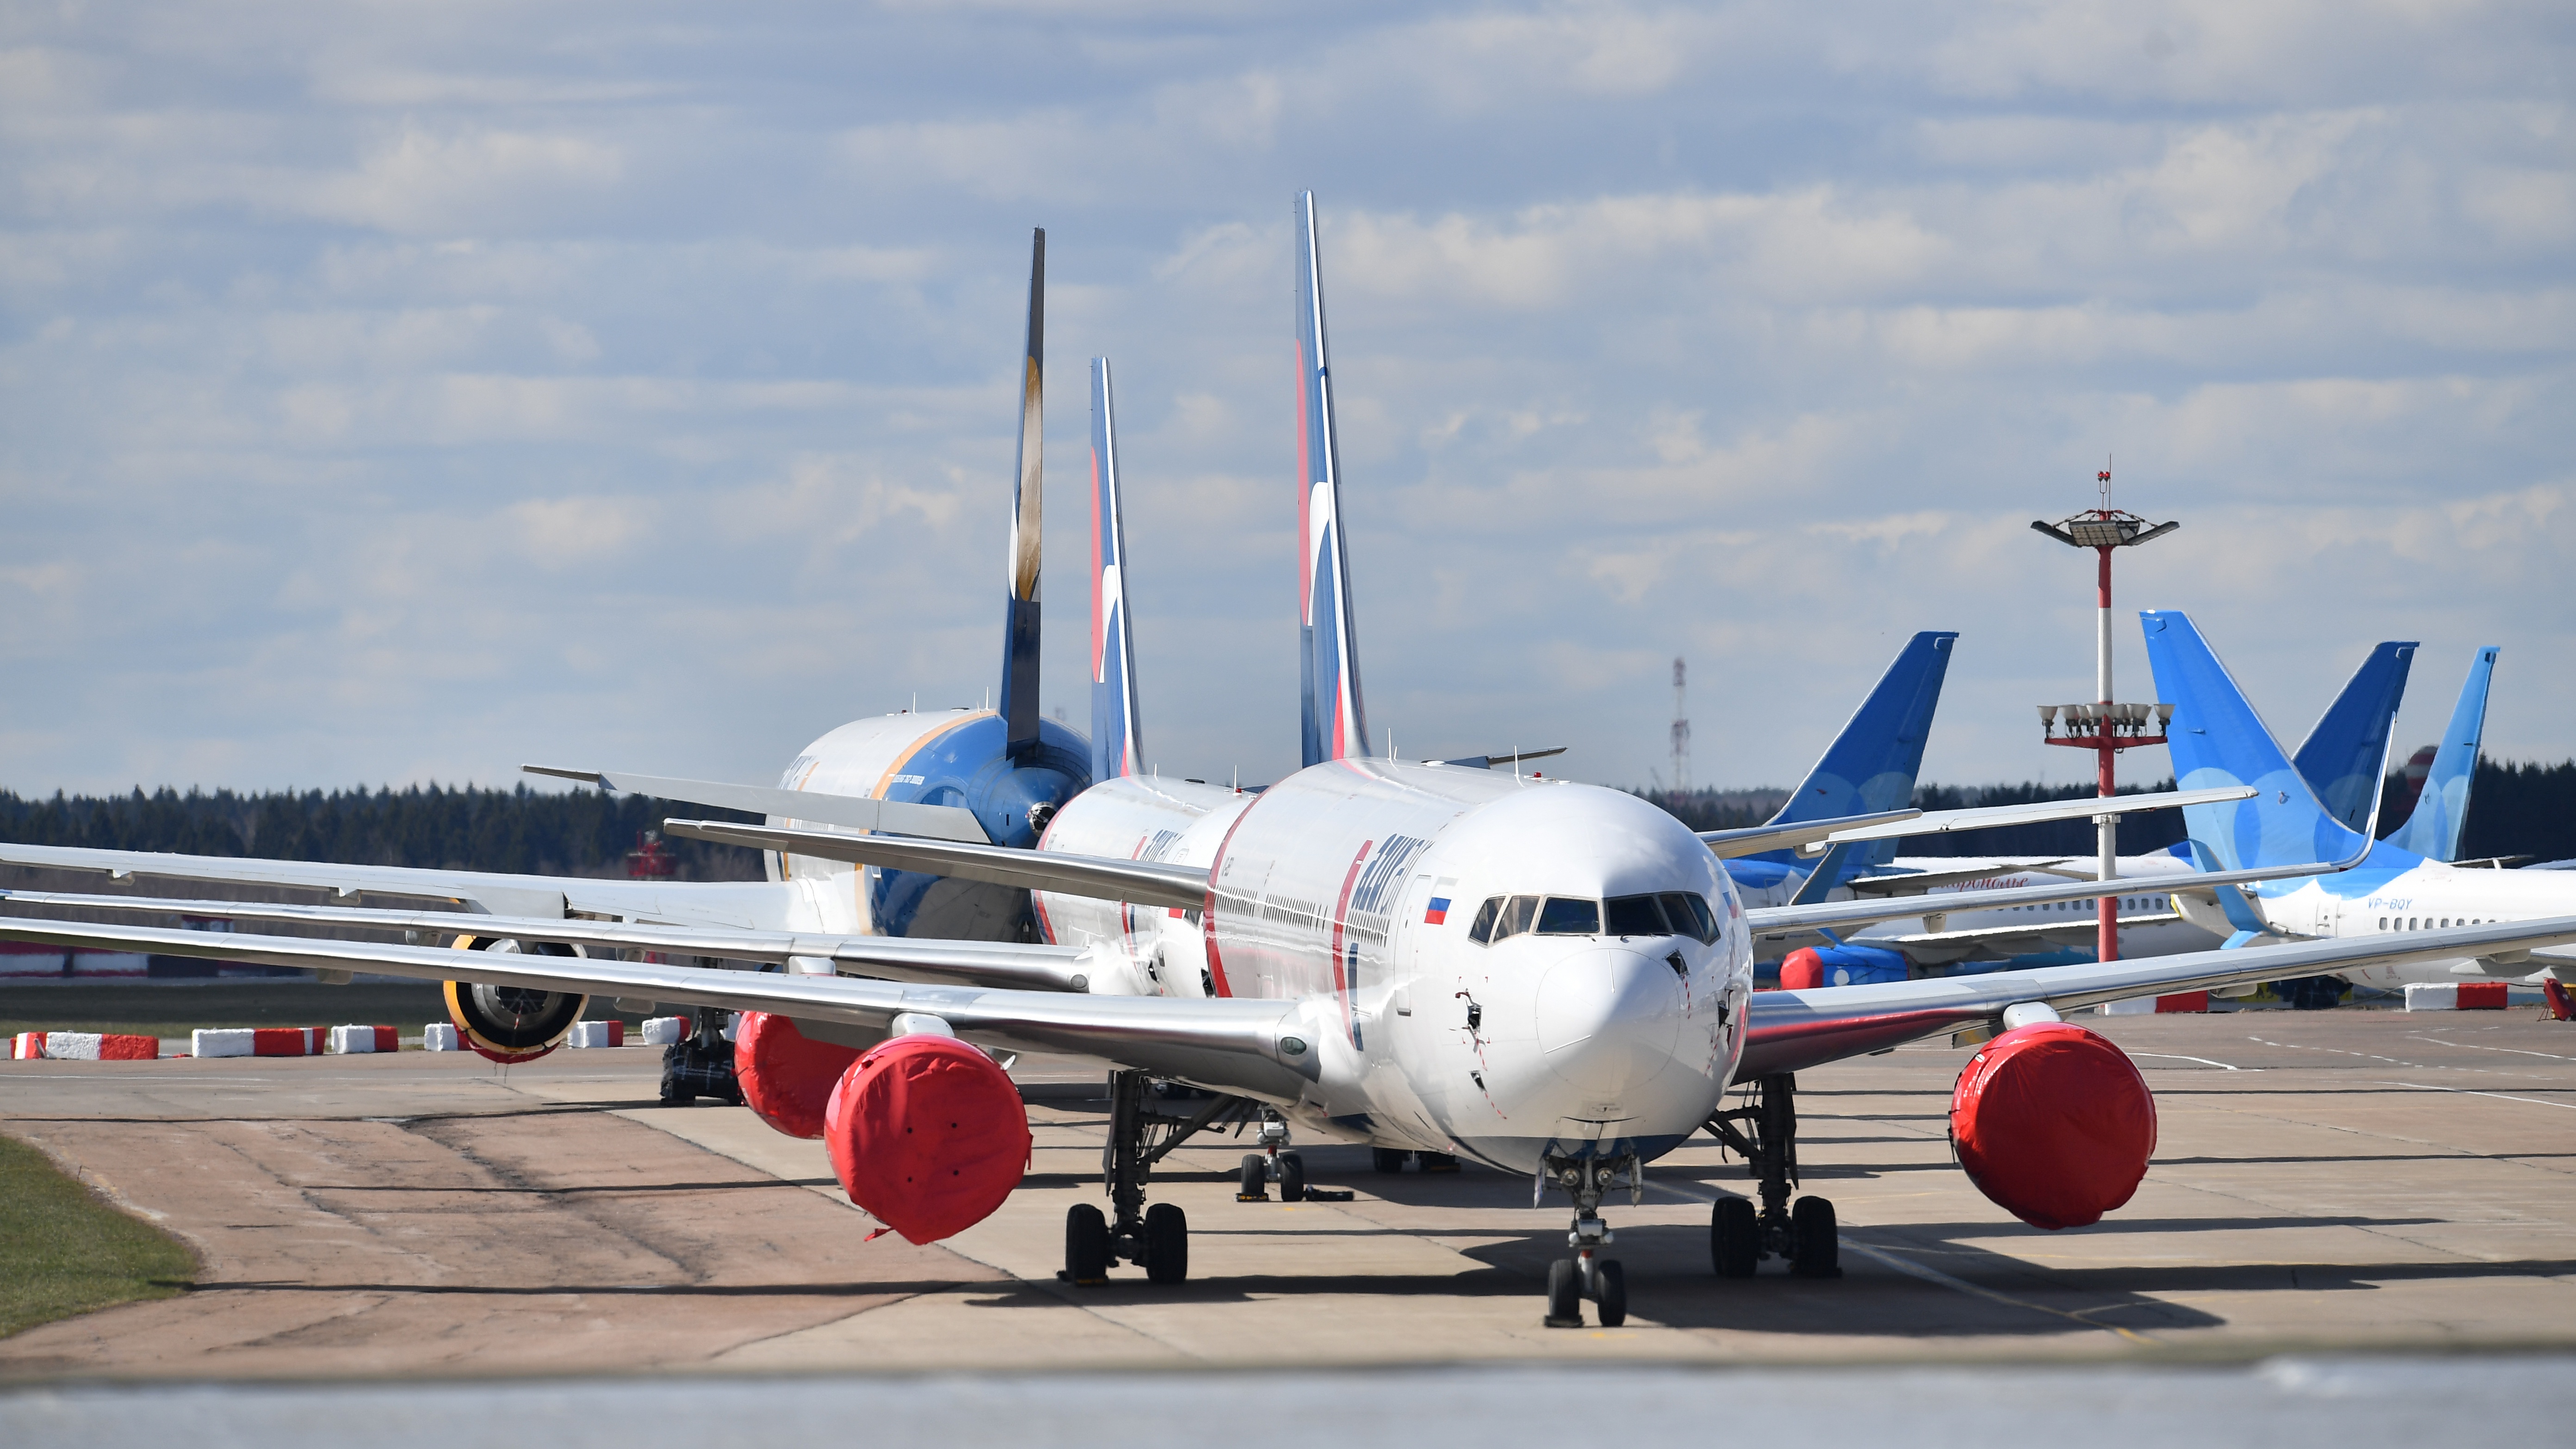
[3,0,2570,799]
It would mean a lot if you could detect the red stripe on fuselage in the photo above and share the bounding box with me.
[1329,839,1373,1044]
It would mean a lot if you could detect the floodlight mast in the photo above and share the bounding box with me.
[2029,464,2180,966]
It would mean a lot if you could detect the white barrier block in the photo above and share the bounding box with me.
[2097,997,2155,1016]
[423,1023,461,1052]
[43,1032,104,1060]
[639,1017,687,1046]
[2405,983,2458,1011]
[328,1025,399,1054]
[565,1020,627,1049]
[193,1028,256,1058]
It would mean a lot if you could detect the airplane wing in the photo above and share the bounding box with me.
[1741,851,2351,938]
[1741,915,2576,1077]
[1840,862,2077,897]
[0,842,800,930]
[523,766,991,844]
[662,819,1208,910]
[5,912,2573,1105]
[0,915,1316,1102]
[0,888,1096,993]
[1698,786,2258,859]
[1866,910,2183,954]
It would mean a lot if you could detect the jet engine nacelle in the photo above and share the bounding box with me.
[823,1033,1031,1244]
[734,1011,866,1139]
[445,937,591,1063]
[1778,944,1909,989]
[1948,1022,2157,1230]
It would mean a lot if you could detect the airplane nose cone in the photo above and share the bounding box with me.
[1534,947,1682,1097]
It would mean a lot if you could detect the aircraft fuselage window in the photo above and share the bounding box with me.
[1536,897,1601,935]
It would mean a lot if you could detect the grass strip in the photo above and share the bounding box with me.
[0,1133,196,1338]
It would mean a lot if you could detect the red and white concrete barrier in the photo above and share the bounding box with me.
[423,1022,461,1052]
[192,1026,328,1058]
[565,1020,626,1049]
[327,1025,400,1053]
[13,1031,161,1060]
[2405,982,2509,1011]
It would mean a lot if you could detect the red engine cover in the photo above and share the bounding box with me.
[1777,949,1825,991]
[1950,1022,2157,1230]
[733,1012,864,1139]
[823,1034,1031,1244]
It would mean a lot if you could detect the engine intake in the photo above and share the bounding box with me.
[823,1034,1030,1244]
[1949,1022,2156,1229]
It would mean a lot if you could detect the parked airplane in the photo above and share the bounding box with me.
[10,197,2539,1331]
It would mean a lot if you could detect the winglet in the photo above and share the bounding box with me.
[1089,358,1145,783]
[998,228,1046,759]
[2384,646,2499,862]
[2291,640,2416,835]
[1295,192,1370,769]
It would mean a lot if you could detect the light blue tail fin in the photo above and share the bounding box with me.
[1294,192,1370,769]
[2292,641,2416,836]
[997,229,1046,760]
[1087,358,1144,784]
[2384,646,2498,862]
[2141,611,2378,871]
[1754,631,1958,877]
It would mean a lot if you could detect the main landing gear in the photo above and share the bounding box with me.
[1235,1111,1361,1203]
[1703,1072,1840,1279]
[1061,1071,1245,1288]
[1537,1152,1640,1328]
[657,1013,742,1106]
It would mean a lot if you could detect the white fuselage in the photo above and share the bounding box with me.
[1855,853,2216,966]
[1033,762,1754,1174]
[2228,848,2576,990]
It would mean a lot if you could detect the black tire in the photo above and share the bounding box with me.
[1544,1257,1584,1326]
[1417,1152,1460,1173]
[1712,1195,1759,1278]
[1064,1203,1111,1283]
[1790,1195,1839,1277]
[1278,1151,1307,1203]
[1596,1259,1627,1327]
[1372,1147,1409,1174]
[1142,1202,1189,1285]
[1239,1153,1268,1199]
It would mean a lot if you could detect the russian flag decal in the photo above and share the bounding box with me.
[1423,897,1451,925]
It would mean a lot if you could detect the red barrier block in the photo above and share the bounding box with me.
[2456,982,2508,1010]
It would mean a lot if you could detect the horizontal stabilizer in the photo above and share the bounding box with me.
[664,819,1208,912]
[524,765,991,843]
[1700,785,2258,859]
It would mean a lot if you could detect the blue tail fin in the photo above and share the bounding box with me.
[2384,646,2498,862]
[1294,192,1370,769]
[2140,611,2376,870]
[1755,631,1958,877]
[2292,641,2416,836]
[997,228,1046,760]
[1087,358,1145,783]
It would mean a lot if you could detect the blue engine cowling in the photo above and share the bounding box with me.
[1777,943,1911,989]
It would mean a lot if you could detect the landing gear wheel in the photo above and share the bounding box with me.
[1142,1202,1189,1284]
[1372,1147,1409,1174]
[1063,1203,1111,1284]
[1544,1257,1584,1327]
[1277,1151,1308,1203]
[1238,1153,1269,1200]
[1790,1195,1841,1278]
[1712,1196,1759,1278]
[1595,1259,1628,1327]
[1417,1152,1460,1173]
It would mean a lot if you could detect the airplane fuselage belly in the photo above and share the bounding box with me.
[1054,761,1754,1176]
[764,709,1086,941]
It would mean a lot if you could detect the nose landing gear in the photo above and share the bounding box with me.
[1538,1152,1640,1327]
[1704,1072,1841,1278]
[1059,1071,1245,1287]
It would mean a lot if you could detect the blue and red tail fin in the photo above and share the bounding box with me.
[1752,632,1958,875]
[1294,192,1370,769]
[1088,357,1144,783]
[2141,611,2384,871]
[2384,646,2498,862]
[997,228,1046,760]
[2291,640,2416,836]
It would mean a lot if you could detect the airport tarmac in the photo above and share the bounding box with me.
[2,1008,2573,1381]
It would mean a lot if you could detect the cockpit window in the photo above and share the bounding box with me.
[1501,895,1539,940]
[1604,894,1670,937]
[1468,897,1502,945]
[1535,897,1601,935]
[1661,892,1720,944]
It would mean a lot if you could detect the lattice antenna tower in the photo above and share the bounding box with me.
[1670,657,1690,798]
